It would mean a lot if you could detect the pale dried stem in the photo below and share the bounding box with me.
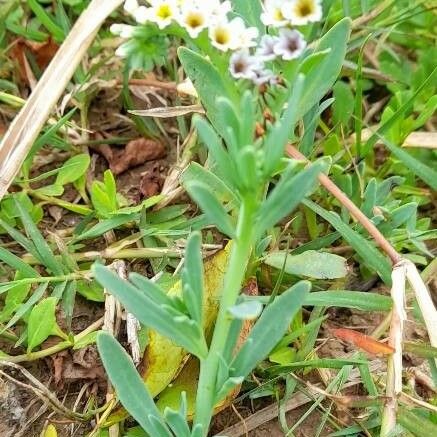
[381,262,407,437]
[405,261,437,361]
[0,0,123,201]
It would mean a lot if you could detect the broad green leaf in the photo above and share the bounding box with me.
[178,47,238,133]
[34,184,64,197]
[305,291,392,311]
[0,275,31,322]
[297,18,351,120]
[180,162,237,205]
[231,281,310,380]
[27,297,57,352]
[93,264,207,358]
[56,153,90,186]
[265,250,348,279]
[185,181,236,238]
[255,161,325,237]
[304,200,392,285]
[97,332,171,436]
[76,279,105,302]
[231,0,263,31]
[228,301,263,320]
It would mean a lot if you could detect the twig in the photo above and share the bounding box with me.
[0,362,88,421]
[286,144,401,264]
[381,261,407,437]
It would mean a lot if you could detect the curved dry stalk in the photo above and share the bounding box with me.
[0,0,123,201]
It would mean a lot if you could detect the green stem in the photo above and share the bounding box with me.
[194,199,255,433]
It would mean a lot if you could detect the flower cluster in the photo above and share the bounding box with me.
[112,0,323,86]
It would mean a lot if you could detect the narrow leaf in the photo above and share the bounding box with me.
[256,161,325,237]
[185,181,236,238]
[304,199,392,285]
[231,281,310,379]
[97,332,171,436]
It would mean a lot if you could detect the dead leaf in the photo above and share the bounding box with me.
[92,137,166,175]
[332,328,395,356]
[139,166,162,198]
[9,38,59,84]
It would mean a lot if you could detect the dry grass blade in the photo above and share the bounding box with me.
[402,132,437,149]
[0,0,123,201]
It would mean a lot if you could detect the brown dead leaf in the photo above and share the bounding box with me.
[49,345,104,386]
[139,167,162,198]
[92,137,166,175]
[9,38,59,84]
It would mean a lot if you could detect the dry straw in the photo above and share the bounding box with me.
[0,0,123,200]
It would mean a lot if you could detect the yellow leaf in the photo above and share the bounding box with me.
[106,243,231,426]
[157,276,258,419]
[43,424,57,437]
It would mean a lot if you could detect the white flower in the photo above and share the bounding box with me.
[208,18,239,51]
[133,6,150,24]
[208,0,232,20]
[144,0,179,29]
[253,68,277,86]
[261,0,288,27]
[110,24,135,38]
[273,28,306,60]
[255,34,279,61]
[281,0,323,26]
[233,17,259,49]
[229,50,262,80]
[124,0,139,15]
[178,3,209,38]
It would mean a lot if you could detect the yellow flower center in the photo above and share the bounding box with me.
[273,8,284,21]
[214,27,230,45]
[294,0,315,18]
[185,12,204,28]
[157,4,172,19]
